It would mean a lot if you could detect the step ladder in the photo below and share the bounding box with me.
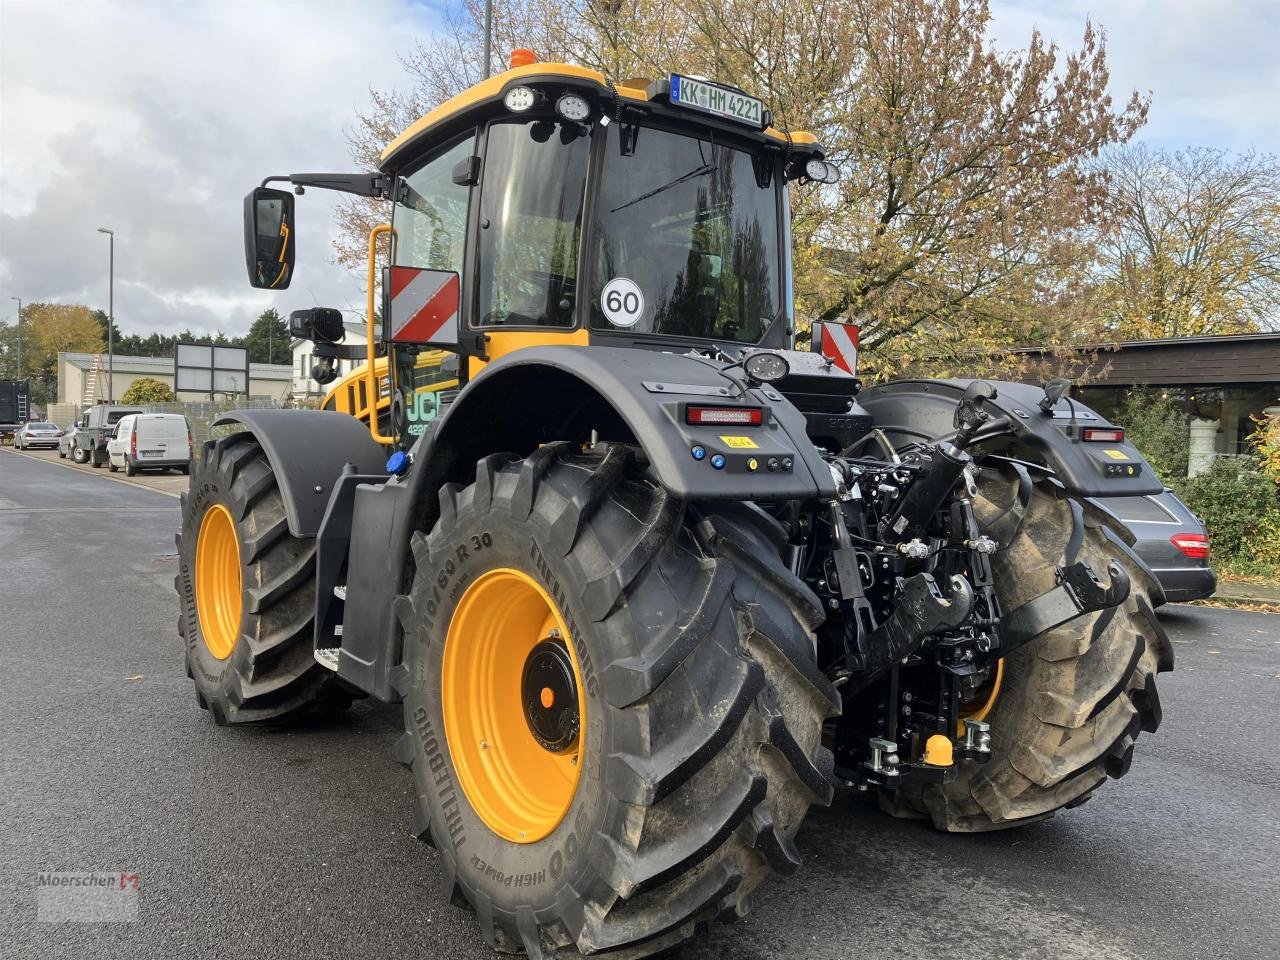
[82,354,103,406]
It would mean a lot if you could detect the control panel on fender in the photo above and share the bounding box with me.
[684,425,797,476]
[1087,446,1143,479]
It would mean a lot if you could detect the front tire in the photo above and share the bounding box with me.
[396,444,837,957]
[882,460,1172,831]
[176,433,350,724]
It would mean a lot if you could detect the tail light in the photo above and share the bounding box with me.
[685,405,764,426]
[1170,533,1210,560]
[187,429,193,461]
[1083,427,1125,442]
[130,430,137,460]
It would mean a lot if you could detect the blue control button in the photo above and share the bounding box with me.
[386,451,410,476]
[691,445,707,461]
[710,454,726,470]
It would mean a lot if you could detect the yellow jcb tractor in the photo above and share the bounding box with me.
[178,54,1173,958]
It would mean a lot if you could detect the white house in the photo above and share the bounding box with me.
[291,320,369,400]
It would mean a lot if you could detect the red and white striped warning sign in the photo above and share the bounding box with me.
[386,266,460,345]
[818,321,859,375]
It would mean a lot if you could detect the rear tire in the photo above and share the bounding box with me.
[108,460,119,473]
[125,459,137,476]
[396,444,837,957]
[881,460,1172,830]
[176,433,351,724]
[72,446,88,464]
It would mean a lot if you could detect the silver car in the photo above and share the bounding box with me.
[1092,487,1216,603]
[14,421,62,450]
[58,424,82,459]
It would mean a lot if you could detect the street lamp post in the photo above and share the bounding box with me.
[7,296,19,380]
[97,227,114,402]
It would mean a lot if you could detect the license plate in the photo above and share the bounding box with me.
[669,74,763,128]
[140,450,162,458]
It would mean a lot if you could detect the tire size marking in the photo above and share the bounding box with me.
[414,706,468,851]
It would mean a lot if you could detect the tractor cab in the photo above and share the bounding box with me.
[244,56,835,447]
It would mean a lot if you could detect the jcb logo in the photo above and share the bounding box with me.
[405,390,442,437]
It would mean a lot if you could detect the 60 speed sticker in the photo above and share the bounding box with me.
[601,277,644,327]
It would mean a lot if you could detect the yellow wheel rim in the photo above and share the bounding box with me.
[442,568,586,844]
[957,659,1004,736]
[195,503,242,660]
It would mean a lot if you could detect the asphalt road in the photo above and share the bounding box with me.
[3,449,1278,960]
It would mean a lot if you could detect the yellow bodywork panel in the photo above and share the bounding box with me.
[467,328,590,378]
[323,351,459,441]
[381,61,817,170]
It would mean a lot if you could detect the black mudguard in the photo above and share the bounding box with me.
[212,409,387,537]
[423,345,838,500]
[858,379,1164,498]
[335,345,839,702]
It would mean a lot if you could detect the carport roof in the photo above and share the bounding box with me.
[59,351,292,380]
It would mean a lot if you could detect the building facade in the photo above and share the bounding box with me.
[57,352,292,407]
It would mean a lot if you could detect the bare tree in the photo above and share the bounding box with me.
[1093,145,1280,339]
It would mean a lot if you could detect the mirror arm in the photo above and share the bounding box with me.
[313,342,373,362]
[260,173,396,200]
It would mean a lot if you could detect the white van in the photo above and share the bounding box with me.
[106,413,192,476]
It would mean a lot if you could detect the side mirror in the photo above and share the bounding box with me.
[243,187,295,289]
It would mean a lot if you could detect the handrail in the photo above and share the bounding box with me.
[365,223,396,446]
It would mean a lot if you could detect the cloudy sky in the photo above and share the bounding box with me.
[2,0,1278,343]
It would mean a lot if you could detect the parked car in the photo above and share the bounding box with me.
[57,423,81,459]
[106,413,192,476]
[1093,487,1217,602]
[73,404,144,466]
[14,421,62,450]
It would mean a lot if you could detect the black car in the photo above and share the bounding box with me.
[1093,487,1216,603]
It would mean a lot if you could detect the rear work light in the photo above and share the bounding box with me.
[1170,533,1210,560]
[1083,427,1125,442]
[685,405,764,426]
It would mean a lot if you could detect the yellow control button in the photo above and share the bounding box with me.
[746,458,759,471]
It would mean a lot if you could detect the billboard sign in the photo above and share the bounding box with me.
[175,342,248,397]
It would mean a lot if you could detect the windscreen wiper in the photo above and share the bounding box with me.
[610,162,714,214]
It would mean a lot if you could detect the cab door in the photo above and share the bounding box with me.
[466,118,592,374]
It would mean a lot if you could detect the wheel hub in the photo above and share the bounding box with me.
[522,640,580,752]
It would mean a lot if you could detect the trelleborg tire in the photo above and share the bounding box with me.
[176,433,350,724]
[395,443,839,958]
[882,459,1173,831]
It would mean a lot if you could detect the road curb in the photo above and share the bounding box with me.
[0,445,182,499]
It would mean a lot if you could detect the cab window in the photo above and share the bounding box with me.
[474,121,590,328]
[393,134,475,276]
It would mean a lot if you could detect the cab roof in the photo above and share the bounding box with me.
[380,61,821,171]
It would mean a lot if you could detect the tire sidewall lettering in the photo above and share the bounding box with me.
[406,509,607,911]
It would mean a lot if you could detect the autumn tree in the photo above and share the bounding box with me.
[19,303,106,402]
[1091,145,1280,340]
[338,0,1146,376]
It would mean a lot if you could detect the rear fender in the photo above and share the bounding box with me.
[858,379,1164,498]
